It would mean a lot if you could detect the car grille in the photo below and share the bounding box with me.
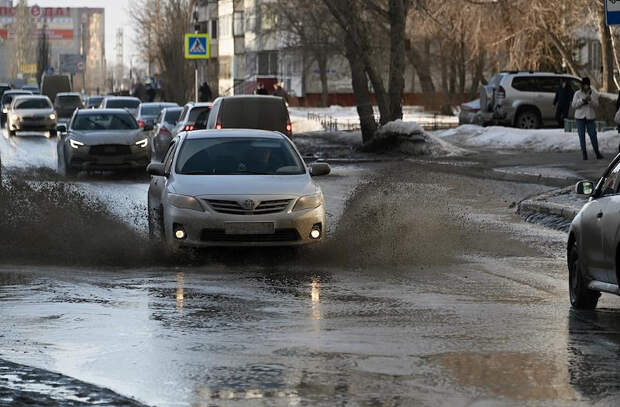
[205,199,292,215]
[89,145,131,156]
[201,229,300,242]
[23,116,45,121]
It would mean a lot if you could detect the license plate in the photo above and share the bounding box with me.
[225,222,275,235]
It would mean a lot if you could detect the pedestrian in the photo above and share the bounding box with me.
[553,78,573,128]
[255,82,268,95]
[272,83,289,104]
[572,77,603,161]
[199,82,212,102]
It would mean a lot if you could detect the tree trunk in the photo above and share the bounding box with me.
[363,57,390,125]
[345,39,377,143]
[387,0,406,121]
[406,40,435,94]
[597,2,616,92]
[470,50,485,97]
[316,52,329,107]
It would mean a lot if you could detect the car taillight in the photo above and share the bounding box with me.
[138,120,145,128]
[286,122,292,133]
[497,86,506,99]
[160,127,170,135]
[215,123,222,130]
[184,124,195,131]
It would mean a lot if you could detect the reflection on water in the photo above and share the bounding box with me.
[176,272,184,311]
[435,351,575,401]
[311,280,322,324]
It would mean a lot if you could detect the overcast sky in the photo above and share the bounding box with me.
[26,0,134,66]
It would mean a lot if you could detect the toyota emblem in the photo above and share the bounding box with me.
[241,200,257,210]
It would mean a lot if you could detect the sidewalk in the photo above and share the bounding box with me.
[517,186,588,232]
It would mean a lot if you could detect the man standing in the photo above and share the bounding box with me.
[572,77,603,161]
[199,82,212,102]
[553,78,573,128]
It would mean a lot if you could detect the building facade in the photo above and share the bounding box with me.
[0,4,105,94]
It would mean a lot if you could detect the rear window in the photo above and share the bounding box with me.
[164,109,182,124]
[57,95,82,106]
[87,97,103,107]
[220,99,288,131]
[511,76,560,93]
[188,106,211,123]
[140,105,165,116]
[14,98,51,109]
[107,99,140,109]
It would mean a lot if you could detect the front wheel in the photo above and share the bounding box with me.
[515,109,541,129]
[568,243,600,309]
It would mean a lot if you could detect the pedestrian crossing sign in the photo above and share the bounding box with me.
[185,33,210,59]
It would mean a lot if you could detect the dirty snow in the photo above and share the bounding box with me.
[374,120,468,157]
[437,125,620,152]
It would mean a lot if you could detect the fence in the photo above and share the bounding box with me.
[307,112,457,132]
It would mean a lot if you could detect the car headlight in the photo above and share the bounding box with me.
[293,193,323,211]
[49,113,56,120]
[69,139,84,149]
[2,107,7,113]
[168,194,204,212]
[136,138,148,148]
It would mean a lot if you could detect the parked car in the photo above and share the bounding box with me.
[171,102,212,136]
[57,109,151,176]
[207,95,293,138]
[458,99,484,125]
[149,106,183,162]
[98,97,141,116]
[568,153,620,309]
[480,71,582,129]
[86,96,104,109]
[54,92,84,121]
[22,85,40,94]
[146,129,330,250]
[5,95,57,137]
[136,102,178,130]
[1,90,32,124]
[41,74,71,103]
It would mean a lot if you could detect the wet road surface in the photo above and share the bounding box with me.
[3,131,620,405]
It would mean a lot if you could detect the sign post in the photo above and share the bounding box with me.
[184,33,210,102]
[606,0,620,25]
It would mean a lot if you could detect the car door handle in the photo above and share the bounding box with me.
[597,212,604,219]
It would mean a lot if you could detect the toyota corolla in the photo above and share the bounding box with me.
[147,129,331,248]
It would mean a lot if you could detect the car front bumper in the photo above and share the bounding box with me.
[10,117,56,131]
[66,143,150,170]
[164,203,326,247]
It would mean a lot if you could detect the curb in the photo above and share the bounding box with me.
[517,186,583,225]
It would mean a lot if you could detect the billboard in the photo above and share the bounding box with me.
[0,5,74,40]
[59,54,84,74]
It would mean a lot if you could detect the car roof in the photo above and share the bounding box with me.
[184,129,286,140]
[163,106,183,111]
[105,96,140,101]
[141,102,177,106]
[87,95,103,99]
[76,108,136,114]
[4,90,32,95]
[56,92,81,97]
[184,102,212,108]
[219,95,283,100]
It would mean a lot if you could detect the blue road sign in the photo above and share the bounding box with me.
[185,34,210,59]
[606,0,620,25]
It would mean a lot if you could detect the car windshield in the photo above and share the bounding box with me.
[87,97,103,106]
[164,109,182,124]
[14,99,51,109]
[188,106,210,123]
[57,96,82,106]
[72,112,138,131]
[2,93,29,105]
[107,99,140,109]
[175,137,305,175]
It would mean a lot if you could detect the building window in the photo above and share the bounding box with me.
[233,11,244,36]
[211,19,218,39]
[258,51,278,76]
[219,14,232,38]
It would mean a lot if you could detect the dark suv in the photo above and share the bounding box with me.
[54,92,84,121]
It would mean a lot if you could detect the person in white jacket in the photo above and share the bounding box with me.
[572,77,603,160]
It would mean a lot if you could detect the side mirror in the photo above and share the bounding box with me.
[56,123,67,134]
[310,162,331,177]
[575,180,594,196]
[147,162,166,177]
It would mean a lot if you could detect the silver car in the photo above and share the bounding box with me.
[6,95,57,137]
[480,71,581,129]
[57,109,150,176]
[568,154,620,309]
[147,129,330,248]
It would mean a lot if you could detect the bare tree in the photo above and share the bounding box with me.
[11,0,35,79]
[36,21,50,86]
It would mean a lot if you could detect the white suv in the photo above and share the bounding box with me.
[480,71,581,129]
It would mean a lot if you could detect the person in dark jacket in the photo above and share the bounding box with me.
[553,78,574,128]
[198,82,212,102]
[255,82,268,95]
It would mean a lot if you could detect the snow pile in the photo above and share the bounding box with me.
[437,125,620,153]
[290,116,324,133]
[363,120,467,156]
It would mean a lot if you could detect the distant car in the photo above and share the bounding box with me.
[41,74,71,103]
[569,154,620,309]
[136,102,178,130]
[0,83,11,98]
[480,71,581,129]
[150,106,183,162]
[22,85,40,94]
[1,90,32,124]
[86,96,104,109]
[57,109,151,176]
[207,95,293,138]
[171,102,212,136]
[99,97,141,117]
[54,92,84,121]
[458,99,485,125]
[5,95,57,137]
[146,129,330,249]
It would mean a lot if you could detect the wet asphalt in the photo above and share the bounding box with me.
[2,131,620,405]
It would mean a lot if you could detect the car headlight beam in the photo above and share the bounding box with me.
[69,139,84,149]
[49,113,56,120]
[168,194,204,212]
[293,193,323,212]
[136,138,148,148]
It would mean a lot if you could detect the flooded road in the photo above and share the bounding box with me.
[2,131,620,405]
